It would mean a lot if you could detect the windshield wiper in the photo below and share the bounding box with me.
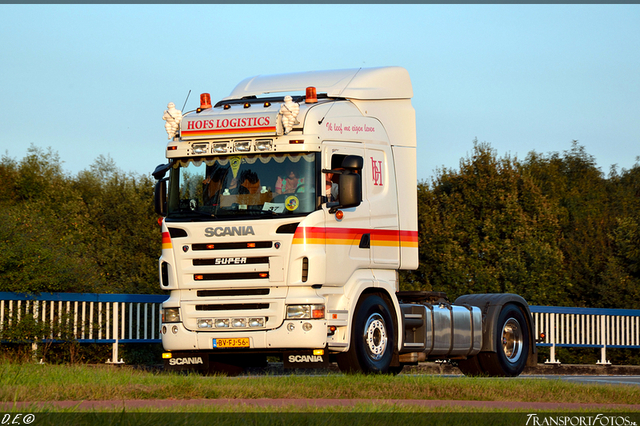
[259,209,279,217]
[171,209,216,219]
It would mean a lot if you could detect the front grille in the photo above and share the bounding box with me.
[193,256,269,266]
[195,303,269,311]
[192,242,272,251]
[194,272,269,281]
[197,289,270,297]
[168,227,188,238]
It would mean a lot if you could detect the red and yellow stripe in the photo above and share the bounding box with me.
[162,232,172,250]
[293,227,418,248]
[398,230,419,248]
[181,126,276,138]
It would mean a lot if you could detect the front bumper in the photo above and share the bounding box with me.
[161,318,328,351]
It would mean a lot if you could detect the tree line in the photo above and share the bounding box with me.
[401,140,640,309]
[0,146,159,295]
[1,142,638,309]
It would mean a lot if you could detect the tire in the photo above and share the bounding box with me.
[478,304,530,377]
[337,294,395,374]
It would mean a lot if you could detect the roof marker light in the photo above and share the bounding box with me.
[223,104,231,110]
[244,102,251,109]
[305,87,318,104]
[199,93,212,110]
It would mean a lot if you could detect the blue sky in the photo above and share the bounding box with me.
[1,5,639,182]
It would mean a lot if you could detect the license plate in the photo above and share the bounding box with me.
[213,337,250,348]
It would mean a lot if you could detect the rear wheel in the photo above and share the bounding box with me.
[478,304,529,377]
[337,294,395,374]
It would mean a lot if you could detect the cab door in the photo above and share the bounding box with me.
[322,142,371,285]
[366,145,400,267]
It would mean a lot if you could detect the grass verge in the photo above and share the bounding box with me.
[2,363,640,406]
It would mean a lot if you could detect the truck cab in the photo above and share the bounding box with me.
[155,67,535,376]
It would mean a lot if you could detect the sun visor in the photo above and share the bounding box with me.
[224,67,413,101]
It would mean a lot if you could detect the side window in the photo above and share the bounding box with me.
[324,155,347,202]
[331,155,346,170]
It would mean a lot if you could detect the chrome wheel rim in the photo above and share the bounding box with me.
[363,313,387,360]
[502,317,524,363]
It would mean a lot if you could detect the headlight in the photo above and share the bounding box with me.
[255,139,273,151]
[232,318,246,328]
[249,317,265,328]
[192,143,209,154]
[162,307,181,323]
[215,318,230,328]
[234,141,252,152]
[286,304,325,319]
[198,319,213,329]
[213,143,228,153]
[197,317,266,328]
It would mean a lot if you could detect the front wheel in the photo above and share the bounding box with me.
[477,304,530,377]
[337,294,395,374]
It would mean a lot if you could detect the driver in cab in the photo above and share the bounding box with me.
[275,170,305,194]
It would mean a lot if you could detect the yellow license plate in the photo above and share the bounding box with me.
[213,337,250,348]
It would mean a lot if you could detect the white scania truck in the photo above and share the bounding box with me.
[154,67,537,376]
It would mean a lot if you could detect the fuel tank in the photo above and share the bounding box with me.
[399,292,482,358]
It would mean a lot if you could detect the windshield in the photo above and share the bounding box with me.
[167,152,318,220]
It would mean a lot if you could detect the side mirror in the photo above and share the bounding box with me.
[338,155,363,209]
[341,155,363,171]
[152,163,172,180]
[325,155,363,213]
[338,172,362,209]
[154,178,168,216]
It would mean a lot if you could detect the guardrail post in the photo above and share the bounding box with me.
[597,314,610,365]
[31,300,38,362]
[545,313,561,364]
[107,301,124,364]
